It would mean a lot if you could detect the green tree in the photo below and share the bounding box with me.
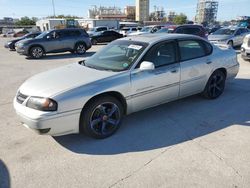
[173,13,187,25]
[15,17,36,26]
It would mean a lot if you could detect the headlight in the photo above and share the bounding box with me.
[26,97,58,111]
[7,42,12,45]
[17,43,24,47]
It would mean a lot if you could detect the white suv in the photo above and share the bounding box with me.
[241,34,250,60]
[87,26,108,37]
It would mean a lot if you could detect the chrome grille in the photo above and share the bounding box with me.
[16,91,28,104]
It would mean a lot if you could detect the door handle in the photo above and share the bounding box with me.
[206,61,212,64]
[155,70,167,75]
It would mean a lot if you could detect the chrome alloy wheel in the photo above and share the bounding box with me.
[76,44,86,54]
[31,47,43,58]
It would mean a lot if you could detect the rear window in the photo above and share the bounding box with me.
[176,27,201,35]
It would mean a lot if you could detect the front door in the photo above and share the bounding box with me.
[44,31,63,52]
[130,41,180,112]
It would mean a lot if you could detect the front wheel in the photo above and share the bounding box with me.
[30,46,44,59]
[202,70,226,99]
[80,96,124,139]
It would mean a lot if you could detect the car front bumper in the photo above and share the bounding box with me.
[16,46,29,55]
[4,43,10,48]
[14,98,81,136]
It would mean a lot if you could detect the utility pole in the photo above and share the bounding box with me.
[52,0,56,17]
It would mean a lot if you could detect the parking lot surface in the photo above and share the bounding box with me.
[0,37,250,188]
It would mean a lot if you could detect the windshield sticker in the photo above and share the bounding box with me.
[122,63,129,68]
[128,45,143,50]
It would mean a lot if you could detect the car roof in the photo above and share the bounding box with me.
[177,24,204,28]
[119,33,206,44]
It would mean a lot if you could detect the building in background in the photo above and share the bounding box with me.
[195,0,218,26]
[136,0,150,22]
[124,6,136,20]
[88,6,127,20]
[36,18,66,31]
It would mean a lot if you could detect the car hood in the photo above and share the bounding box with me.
[9,37,24,43]
[17,38,42,44]
[19,63,120,97]
[208,34,232,41]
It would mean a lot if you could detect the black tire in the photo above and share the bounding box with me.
[202,70,226,99]
[91,39,98,45]
[75,43,86,55]
[80,96,124,139]
[228,41,233,48]
[29,46,44,59]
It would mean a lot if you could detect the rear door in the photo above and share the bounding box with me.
[178,39,213,97]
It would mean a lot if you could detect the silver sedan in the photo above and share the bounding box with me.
[14,34,239,139]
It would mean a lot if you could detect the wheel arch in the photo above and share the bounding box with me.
[79,91,128,134]
[82,91,127,115]
[215,67,227,78]
[74,41,87,49]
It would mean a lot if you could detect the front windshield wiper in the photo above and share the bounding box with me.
[79,60,121,72]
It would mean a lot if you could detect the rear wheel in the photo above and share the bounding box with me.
[80,96,124,139]
[202,70,226,99]
[30,46,44,59]
[91,39,98,45]
[75,43,86,55]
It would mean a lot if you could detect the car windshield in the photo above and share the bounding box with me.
[35,31,49,39]
[213,28,235,35]
[83,40,148,72]
[140,26,153,32]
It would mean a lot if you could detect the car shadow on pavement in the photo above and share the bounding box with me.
[25,52,96,60]
[0,160,11,188]
[54,78,250,155]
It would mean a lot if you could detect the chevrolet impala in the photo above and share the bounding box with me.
[14,34,239,138]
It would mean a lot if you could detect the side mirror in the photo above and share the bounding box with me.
[139,61,155,71]
[46,35,51,39]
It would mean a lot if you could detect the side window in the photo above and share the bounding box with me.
[96,28,102,32]
[175,27,184,33]
[179,40,206,61]
[235,29,241,36]
[187,28,201,35]
[143,41,176,68]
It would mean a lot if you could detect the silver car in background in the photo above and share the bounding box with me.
[208,27,250,47]
[14,34,239,139]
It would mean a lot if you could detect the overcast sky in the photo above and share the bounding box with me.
[0,0,249,21]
